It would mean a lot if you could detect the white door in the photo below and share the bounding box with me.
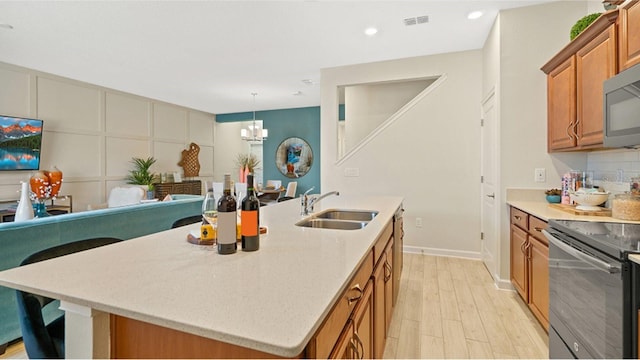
[480,90,498,280]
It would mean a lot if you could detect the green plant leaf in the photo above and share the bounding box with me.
[570,13,602,40]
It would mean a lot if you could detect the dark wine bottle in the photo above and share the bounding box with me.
[217,174,237,254]
[241,174,260,251]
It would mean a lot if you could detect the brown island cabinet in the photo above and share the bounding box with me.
[111,210,403,358]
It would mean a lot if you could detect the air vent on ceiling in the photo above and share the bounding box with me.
[404,15,429,26]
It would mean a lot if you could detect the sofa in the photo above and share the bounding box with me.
[0,194,203,348]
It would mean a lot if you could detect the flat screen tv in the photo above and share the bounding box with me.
[0,115,43,171]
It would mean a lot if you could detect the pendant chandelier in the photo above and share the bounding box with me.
[241,93,268,142]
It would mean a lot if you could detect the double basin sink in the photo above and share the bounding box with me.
[296,209,378,230]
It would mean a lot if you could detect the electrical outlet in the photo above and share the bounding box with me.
[416,217,423,228]
[535,168,546,182]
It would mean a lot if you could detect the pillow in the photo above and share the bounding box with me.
[107,187,145,208]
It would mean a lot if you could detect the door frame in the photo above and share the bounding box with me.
[480,87,501,284]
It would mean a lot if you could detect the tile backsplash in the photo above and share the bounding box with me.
[587,148,640,196]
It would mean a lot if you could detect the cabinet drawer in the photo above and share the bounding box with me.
[312,251,374,359]
[528,216,548,245]
[510,207,528,230]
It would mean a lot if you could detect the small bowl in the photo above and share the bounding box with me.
[546,195,561,203]
[570,189,610,211]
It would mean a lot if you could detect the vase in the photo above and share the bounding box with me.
[34,200,49,218]
[14,182,34,222]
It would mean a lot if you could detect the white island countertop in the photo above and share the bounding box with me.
[0,194,403,357]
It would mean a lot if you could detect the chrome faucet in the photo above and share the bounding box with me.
[301,189,340,216]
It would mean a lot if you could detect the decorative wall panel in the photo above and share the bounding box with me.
[106,92,149,136]
[154,103,187,140]
[37,77,101,131]
[0,68,30,117]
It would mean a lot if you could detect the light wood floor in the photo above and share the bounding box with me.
[0,253,548,359]
[382,253,548,359]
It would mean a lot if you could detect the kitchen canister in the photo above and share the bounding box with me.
[612,193,640,221]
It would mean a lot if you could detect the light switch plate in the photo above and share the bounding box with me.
[344,168,359,177]
[535,168,546,182]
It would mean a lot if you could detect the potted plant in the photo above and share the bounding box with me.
[126,157,158,199]
[236,153,260,172]
[545,188,562,203]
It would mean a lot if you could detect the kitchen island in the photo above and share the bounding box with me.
[0,194,403,358]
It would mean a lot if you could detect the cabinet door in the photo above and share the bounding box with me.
[576,24,617,147]
[384,240,393,337]
[510,224,528,301]
[352,279,374,360]
[619,0,640,70]
[528,236,549,331]
[372,254,386,359]
[547,56,577,151]
[329,321,356,359]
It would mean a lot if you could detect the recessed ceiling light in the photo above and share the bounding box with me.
[0,23,14,30]
[364,27,378,36]
[293,91,303,96]
[467,11,483,20]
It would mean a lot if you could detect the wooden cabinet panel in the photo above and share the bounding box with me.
[352,279,374,360]
[510,206,549,332]
[311,251,373,359]
[384,240,393,338]
[620,0,640,70]
[329,321,355,359]
[510,207,529,230]
[528,216,548,245]
[372,239,394,360]
[110,315,294,359]
[577,24,617,147]
[529,236,549,331]
[547,56,577,151]
[373,253,386,359]
[510,224,528,301]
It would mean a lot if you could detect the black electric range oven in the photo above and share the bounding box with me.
[543,219,640,359]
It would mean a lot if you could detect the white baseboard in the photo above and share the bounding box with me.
[402,245,514,291]
[403,245,481,260]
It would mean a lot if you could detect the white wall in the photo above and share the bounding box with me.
[0,61,215,211]
[491,1,593,282]
[322,50,483,258]
[213,121,255,183]
[343,80,432,156]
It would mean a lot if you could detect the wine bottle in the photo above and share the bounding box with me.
[217,174,237,254]
[241,174,260,251]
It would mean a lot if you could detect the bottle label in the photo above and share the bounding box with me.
[241,210,259,236]
[217,212,237,245]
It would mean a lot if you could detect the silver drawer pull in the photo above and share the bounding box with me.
[534,227,543,232]
[347,284,363,304]
[514,215,521,220]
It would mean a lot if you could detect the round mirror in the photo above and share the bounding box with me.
[276,137,313,178]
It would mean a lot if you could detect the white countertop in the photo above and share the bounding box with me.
[0,194,402,357]
[507,200,640,224]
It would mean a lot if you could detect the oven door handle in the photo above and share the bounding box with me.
[543,230,621,274]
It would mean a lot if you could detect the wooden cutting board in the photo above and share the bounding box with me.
[549,203,612,216]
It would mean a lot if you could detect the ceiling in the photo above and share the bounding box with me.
[0,1,556,115]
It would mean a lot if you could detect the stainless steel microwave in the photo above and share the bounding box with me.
[604,64,640,148]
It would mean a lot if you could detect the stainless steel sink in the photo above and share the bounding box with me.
[296,209,378,230]
[314,209,378,222]
[296,218,369,230]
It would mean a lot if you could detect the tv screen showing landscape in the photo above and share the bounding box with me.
[0,115,43,171]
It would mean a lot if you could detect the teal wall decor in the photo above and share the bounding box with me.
[216,106,320,196]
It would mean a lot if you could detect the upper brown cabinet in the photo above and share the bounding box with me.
[542,11,619,152]
[619,0,640,70]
